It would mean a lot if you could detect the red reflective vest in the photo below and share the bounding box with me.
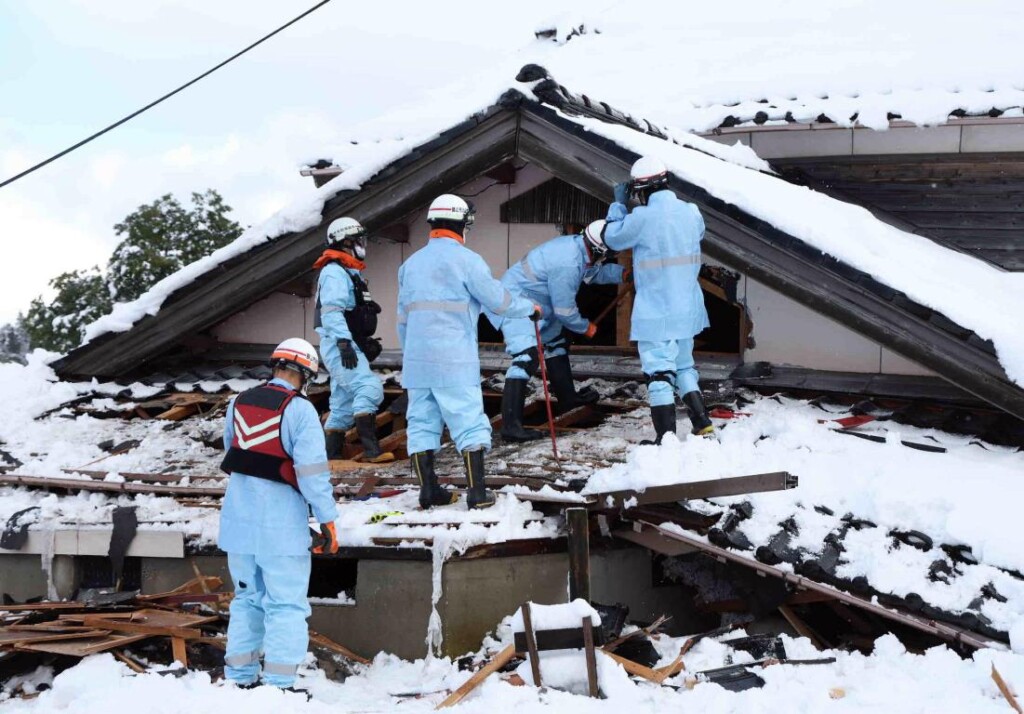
[220,384,300,489]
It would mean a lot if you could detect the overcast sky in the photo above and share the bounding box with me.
[0,0,573,324]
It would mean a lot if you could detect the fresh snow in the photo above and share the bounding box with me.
[509,599,601,632]
[578,396,1024,637]
[4,631,1024,712]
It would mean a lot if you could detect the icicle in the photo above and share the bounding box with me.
[424,535,457,660]
[39,528,56,600]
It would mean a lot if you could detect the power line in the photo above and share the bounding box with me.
[0,0,333,190]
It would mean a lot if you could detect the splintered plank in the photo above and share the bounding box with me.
[79,608,219,640]
[137,576,223,601]
[0,474,225,498]
[308,630,371,665]
[0,629,111,646]
[113,649,147,673]
[171,637,188,666]
[599,650,663,683]
[992,665,1023,714]
[15,632,150,656]
[436,645,516,709]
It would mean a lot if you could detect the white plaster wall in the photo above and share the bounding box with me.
[212,291,312,344]
[742,276,934,375]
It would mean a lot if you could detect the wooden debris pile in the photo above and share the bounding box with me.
[0,576,368,697]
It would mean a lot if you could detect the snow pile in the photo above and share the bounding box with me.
[510,599,601,631]
[0,352,80,429]
[579,396,1024,636]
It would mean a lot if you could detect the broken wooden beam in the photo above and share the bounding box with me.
[566,508,591,602]
[436,645,516,709]
[308,630,371,665]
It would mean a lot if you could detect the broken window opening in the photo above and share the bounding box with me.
[308,558,358,602]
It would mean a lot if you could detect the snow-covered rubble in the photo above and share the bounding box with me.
[4,629,1024,712]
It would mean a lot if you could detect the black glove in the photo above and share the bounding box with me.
[529,304,542,322]
[337,339,358,369]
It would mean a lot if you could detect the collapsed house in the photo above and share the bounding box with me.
[2,53,1023,692]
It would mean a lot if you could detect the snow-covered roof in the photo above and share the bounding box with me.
[528,3,1024,132]
[72,68,1024,409]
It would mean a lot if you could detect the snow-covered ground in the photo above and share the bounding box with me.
[4,629,1024,713]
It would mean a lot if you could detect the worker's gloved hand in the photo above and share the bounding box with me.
[613,181,630,205]
[529,305,543,323]
[584,322,598,339]
[337,339,358,369]
[311,522,339,555]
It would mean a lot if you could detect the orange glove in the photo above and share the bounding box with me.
[529,305,543,322]
[583,322,598,339]
[310,522,339,555]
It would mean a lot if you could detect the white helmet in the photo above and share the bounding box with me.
[326,217,368,259]
[427,194,475,227]
[630,156,668,183]
[269,338,319,386]
[582,219,609,257]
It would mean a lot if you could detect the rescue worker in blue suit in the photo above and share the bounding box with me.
[219,338,340,691]
[314,217,390,463]
[398,194,540,509]
[487,220,625,441]
[605,156,715,443]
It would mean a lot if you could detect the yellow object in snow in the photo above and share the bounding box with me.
[367,510,403,524]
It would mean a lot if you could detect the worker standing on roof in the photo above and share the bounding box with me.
[605,156,714,443]
[218,338,339,692]
[486,220,625,441]
[397,195,540,509]
[314,217,391,463]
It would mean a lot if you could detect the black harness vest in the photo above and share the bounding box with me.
[315,264,383,361]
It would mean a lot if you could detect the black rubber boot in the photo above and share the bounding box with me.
[682,391,715,436]
[500,379,544,442]
[324,429,345,460]
[641,404,677,445]
[463,448,495,510]
[545,354,599,410]
[354,412,394,462]
[412,451,456,509]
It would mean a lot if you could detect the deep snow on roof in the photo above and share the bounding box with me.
[530,1,1024,131]
[77,71,1024,395]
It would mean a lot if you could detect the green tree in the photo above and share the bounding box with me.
[107,189,242,302]
[22,189,243,354]
[0,318,30,364]
[21,267,112,353]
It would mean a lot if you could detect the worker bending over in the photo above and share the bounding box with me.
[487,220,624,441]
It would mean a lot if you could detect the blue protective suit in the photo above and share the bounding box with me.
[219,377,338,688]
[397,235,534,453]
[605,189,709,406]
[487,234,623,380]
[316,262,384,429]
